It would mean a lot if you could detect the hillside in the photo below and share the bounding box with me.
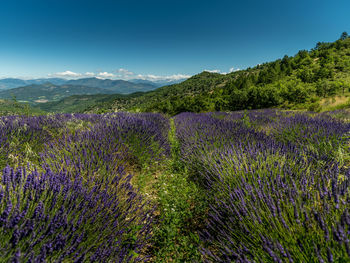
[0,78,67,90]
[0,83,115,104]
[79,33,350,115]
[36,92,144,113]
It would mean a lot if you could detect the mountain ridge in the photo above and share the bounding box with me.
[0,77,161,105]
[66,77,157,93]
[0,78,68,90]
[0,77,159,93]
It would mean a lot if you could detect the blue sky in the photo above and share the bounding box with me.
[0,0,349,80]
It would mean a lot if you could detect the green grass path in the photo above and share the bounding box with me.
[150,118,206,262]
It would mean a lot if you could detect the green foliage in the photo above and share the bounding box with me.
[307,101,322,112]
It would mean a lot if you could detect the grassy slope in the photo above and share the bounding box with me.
[85,72,230,113]
[0,99,45,116]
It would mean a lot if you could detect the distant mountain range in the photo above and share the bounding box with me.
[65,78,156,93]
[0,77,187,91]
[0,78,67,90]
[0,77,172,104]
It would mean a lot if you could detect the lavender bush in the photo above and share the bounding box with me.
[41,112,170,175]
[174,110,350,262]
[0,112,171,262]
[0,166,154,262]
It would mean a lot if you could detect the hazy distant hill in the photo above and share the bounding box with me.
[27,78,68,86]
[0,77,158,93]
[0,78,67,90]
[66,77,157,93]
[0,83,115,104]
[0,78,27,90]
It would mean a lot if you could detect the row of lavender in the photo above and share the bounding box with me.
[0,113,170,262]
[174,110,350,262]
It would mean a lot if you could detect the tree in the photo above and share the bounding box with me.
[297,50,309,59]
[340,32,349,41]
[316,65,333,80]
[315,80,338,97]
[315,42,332,51]
[298,68,314,83]
[337,80,349,95]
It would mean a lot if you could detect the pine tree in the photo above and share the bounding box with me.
[340,31,349,40]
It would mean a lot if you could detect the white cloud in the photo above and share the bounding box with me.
[49,70,82,78]
[221,67,241,75]
[84,72,95,77]
[229,67,240,73]
[165,74,191,81]
[204,67,242,75]
[97,72,116,78]
[48,69,191,82]
[49,70,116,79]
[203,67,241,75]
[116,68,134,76]
[204,69,221,73]
[135,73,191,82]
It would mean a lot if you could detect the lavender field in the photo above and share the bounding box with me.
[0,110,350,262]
